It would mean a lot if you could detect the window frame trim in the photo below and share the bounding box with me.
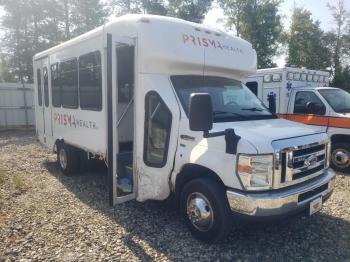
[37,68,42,107]
[43,66,49,107]
[143,91,173,168]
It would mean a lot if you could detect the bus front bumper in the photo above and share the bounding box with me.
[226,169,336,217]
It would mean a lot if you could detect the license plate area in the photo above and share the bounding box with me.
[309,196,322,216]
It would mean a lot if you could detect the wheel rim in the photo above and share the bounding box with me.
[59,148,67,170]
[186,192,214,232]
[332,148,350,168]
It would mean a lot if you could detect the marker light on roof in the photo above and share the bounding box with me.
[307,74,313,81]
[294,73,300,80]
[194,27,201,31]
[138,18,150,23]
[272,74,281,82]
[287,72,294,80]
[301,73,307,81]
[264,74,272,82]
[313,75,319,82]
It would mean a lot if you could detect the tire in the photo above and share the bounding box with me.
[79,149,89,172]
[331,142,350,173]
[57,142,80,176]
[180,178,232,243]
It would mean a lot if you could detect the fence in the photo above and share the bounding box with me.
[0,82,35,128]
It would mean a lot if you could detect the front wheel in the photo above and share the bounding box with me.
[180,178,232,243]
[331,142,350,173]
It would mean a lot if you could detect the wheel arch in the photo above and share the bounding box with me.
[174,164,225,204]
[331,134,350,145]
[53,138,64,153]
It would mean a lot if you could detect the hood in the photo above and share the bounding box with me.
[335,112,350,118]
[212,118,323,153]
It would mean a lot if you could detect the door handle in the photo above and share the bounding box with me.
[180,134,195,141]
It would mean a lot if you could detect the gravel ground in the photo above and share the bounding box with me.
[0,131,349,262]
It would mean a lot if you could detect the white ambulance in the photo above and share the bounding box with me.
[34,15,335,242]
[245,67,350,173]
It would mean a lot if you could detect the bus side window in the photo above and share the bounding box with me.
[60,58,79,109]
[143,91,172,168]
[117,46,134,103]
[51,63,61,107]
[79,51,102,111]
[43,67,49,107]
[245,81,258,96]
[37,69,42,106]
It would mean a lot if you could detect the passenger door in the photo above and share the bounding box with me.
[107,34,137,205]
[34,58,52,144]
[288,90,328,131]
[34,61,44,140]
[42,58,53,144]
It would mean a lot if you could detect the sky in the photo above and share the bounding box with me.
[203,0,350,66]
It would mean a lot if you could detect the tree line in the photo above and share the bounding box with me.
[0,0,349,90]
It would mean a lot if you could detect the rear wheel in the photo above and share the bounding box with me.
[57,143,80,176]
[180,178,232,243]
[331,142,350,173]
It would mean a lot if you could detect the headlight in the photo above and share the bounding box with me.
[237,154,274,190]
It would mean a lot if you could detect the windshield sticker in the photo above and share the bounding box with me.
[182,33,244,54]
[53,112,98,130]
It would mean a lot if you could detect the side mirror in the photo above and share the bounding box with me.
[188,93,213,132]
[306,102,325,115]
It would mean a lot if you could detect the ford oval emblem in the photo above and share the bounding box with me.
[304,154,318,168]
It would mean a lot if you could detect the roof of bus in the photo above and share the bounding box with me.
[315,86,338,90]
[254,67,329,76]
[34,14,248,60]
[290,86,338,90]
[34,14,257,78]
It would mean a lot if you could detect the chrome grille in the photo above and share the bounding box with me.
[274,141,329,189]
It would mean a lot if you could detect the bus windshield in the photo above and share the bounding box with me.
[319,89,350,113]
[171,75,276,122]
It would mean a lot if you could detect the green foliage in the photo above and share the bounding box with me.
[332,66,350,91]
[12,174,29,193]
[168,0,212,23]
[287,7,331,70]
[110,0,167,16]
[0,0,109,82]
[326,0,349,89]
[70,0,108,36]
[219,0,283,68]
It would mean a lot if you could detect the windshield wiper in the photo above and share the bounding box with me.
[213,110,247,118]
[240,107,264,112]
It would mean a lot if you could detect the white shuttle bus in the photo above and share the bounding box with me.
[34,15,335,242]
